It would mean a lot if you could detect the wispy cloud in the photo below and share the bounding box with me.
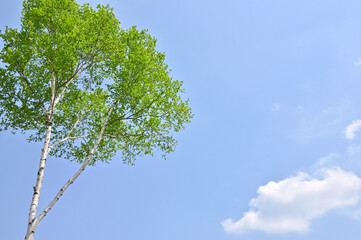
[221,168,361,234]
[270,103,281,113]
[344,120,361,140]
[272,100,350,142]
[354,59,361,66]
[313,152,339,168]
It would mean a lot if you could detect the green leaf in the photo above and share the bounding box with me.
[0,0,193,165]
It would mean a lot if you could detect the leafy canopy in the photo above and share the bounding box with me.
[0,0,192,164]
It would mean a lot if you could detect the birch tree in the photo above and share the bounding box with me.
[0,0,193,239]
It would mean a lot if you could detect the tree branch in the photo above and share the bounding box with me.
[34,99,119,227]
[16,92,43,106]
[48,135,90,152]
[19,75,48,114]
[50,72,56,115]
[106,96,161,126]
[104,133,143,139]
[48,109,93,151]
[52,63,88,108]
[15,60,48,114]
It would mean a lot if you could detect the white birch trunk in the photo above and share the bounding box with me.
[25,122,52,240]
[24,99,117,240]
[35,101,117,224]
[25,74,55,240]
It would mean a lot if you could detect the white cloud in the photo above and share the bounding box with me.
[270,103,281,113]
[222,168,361,234]
[313,153,339,168]
[345,120,361,140]
[292,104,346,142]
[347,145,361,158]
[354,59,361,66]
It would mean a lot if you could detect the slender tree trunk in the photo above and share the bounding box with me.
[25,122,52,240]
[35,101,117,224]
[24,100,117,240]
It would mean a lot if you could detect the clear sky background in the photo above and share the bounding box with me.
[2,0,361,239]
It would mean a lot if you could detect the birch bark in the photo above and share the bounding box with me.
[24,100,116,240]
[25,73,55,240]
[36,101,117,224]
[25,122,52,240]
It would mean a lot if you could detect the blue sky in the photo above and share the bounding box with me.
[2,0,361,239]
